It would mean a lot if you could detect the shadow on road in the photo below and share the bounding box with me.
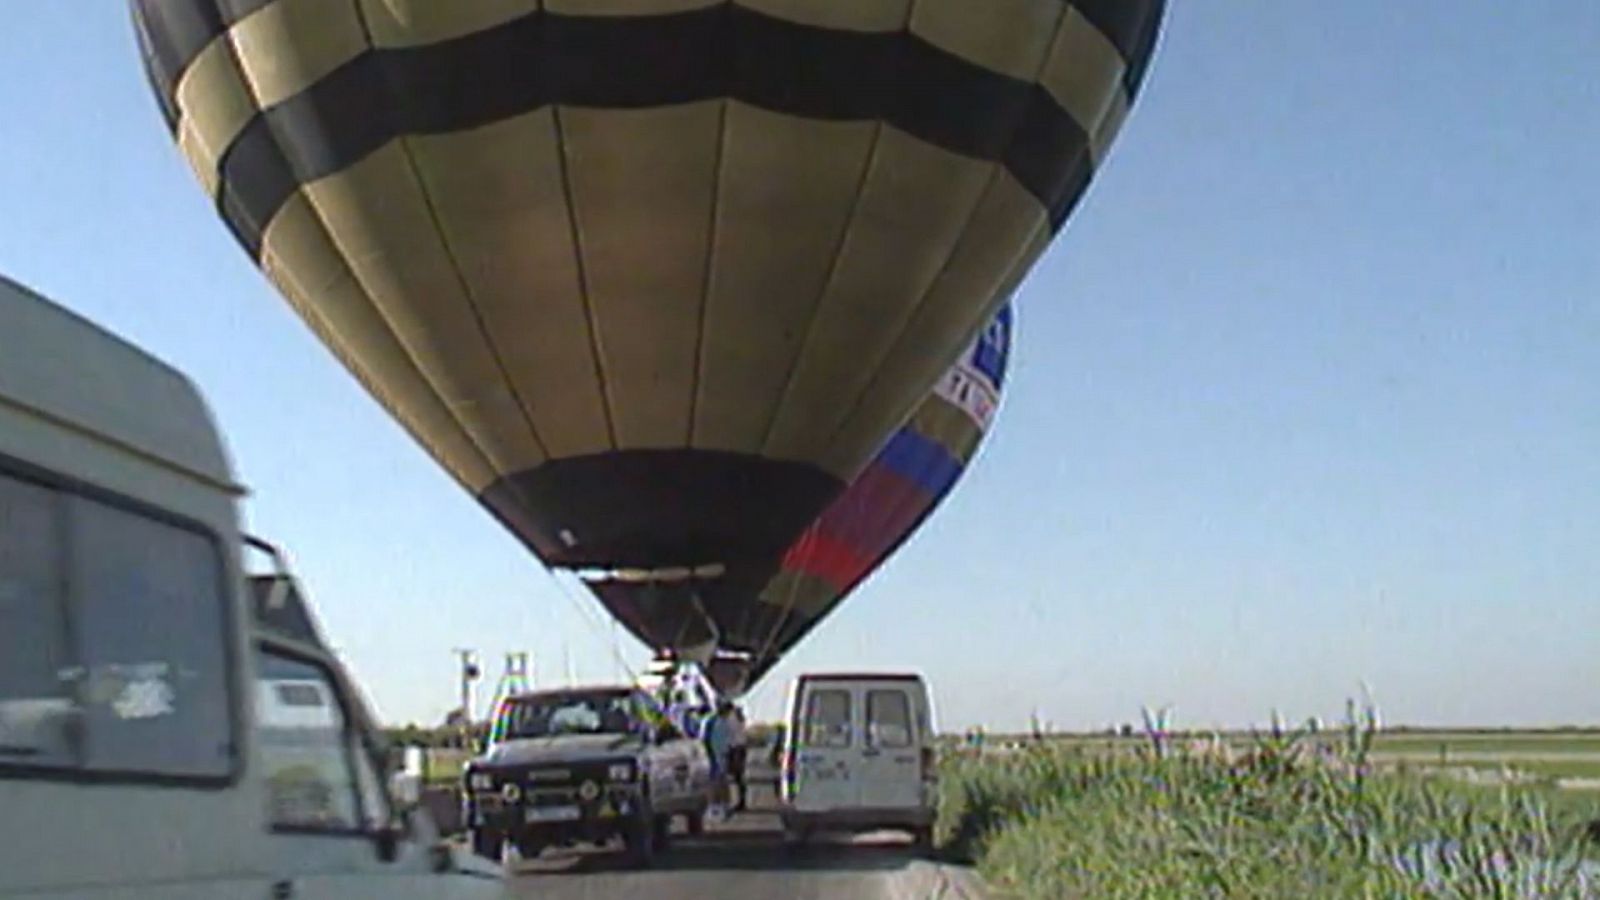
[514,809,918,877]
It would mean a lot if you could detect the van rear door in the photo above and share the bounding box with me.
[790,683,857,811]
[857,684,923,810]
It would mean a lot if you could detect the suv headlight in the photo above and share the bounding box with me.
[608,762,635,782]
[468,771,495,792]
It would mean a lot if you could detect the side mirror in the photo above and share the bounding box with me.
[388,770,422,812]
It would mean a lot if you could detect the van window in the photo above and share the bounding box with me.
[0,471,233,780]
[256,648,386,833]
[802,688,852,748]
[71,498,232,775]
[0,476,70,766]
[866,689,914,749]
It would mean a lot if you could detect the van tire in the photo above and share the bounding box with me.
[783,825,811,851]
[470,828,504,863]
[912,826,935,857]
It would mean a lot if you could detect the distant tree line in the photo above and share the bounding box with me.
[383,720,488,749]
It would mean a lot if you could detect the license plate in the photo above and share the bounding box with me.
[525,805,580,823]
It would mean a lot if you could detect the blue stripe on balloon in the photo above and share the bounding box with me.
[969,305,1012,387]
[877,429,963,497]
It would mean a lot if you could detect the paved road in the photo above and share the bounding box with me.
[505,787,924,900]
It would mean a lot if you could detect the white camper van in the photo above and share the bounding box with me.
[778,672,938,849]
[0,275,502,898]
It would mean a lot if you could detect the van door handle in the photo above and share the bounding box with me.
[862,748,881,758]
[270,880,295,899]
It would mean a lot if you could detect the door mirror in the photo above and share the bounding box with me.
[388,769,422,812]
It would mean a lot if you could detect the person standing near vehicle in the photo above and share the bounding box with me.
[726,704,749,811]
[703,700,737,816]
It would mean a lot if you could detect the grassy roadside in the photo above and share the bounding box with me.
[936,717,1600,898]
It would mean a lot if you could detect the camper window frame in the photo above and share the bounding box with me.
[0,452,243,788]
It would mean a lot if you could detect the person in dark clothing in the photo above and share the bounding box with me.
[725,703,749,811]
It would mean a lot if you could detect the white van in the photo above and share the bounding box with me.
[0,275,502,898]
[778,672,938,849]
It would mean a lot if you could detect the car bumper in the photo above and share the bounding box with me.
[465,787,645,834]
[780,805,936,831]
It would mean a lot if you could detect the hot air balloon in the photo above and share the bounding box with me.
[132,1,1164,663]
[591,304,1012,693]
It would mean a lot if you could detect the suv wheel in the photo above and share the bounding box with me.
[623,803,657,868]
[516,834,545,861]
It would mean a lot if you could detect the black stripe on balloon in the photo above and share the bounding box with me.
[130,6,180,132]
[129,0,274,129]
[130,0,220,131]
[1123,0,1168,98]
[479,449,843,570]
[1073,0,1165,97]
[133,0,1162,128]
[214,6,1115,258]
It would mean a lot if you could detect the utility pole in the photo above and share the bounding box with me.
[451,648,480,744]
[489,652,532,714]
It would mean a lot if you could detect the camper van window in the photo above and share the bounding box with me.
[866,689,913,749]
[71,497,231,776]
[0,471,234,781]
[257,648,384,832]
[803,689,852,748]
[0,475,71,766]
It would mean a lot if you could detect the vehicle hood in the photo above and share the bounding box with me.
[476,733,645,768]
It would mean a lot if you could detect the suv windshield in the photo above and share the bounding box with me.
[492,691,643,742]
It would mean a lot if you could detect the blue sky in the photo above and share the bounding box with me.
[1,3,1595,731]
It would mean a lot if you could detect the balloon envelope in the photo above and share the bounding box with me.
[132,1,1162,638]
[589,303,1012,690]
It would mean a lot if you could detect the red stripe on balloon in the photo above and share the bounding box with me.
[780,531,867,590]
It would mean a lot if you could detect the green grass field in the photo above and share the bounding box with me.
[960,728,1600,783]
[939,722,1600,898]
[1373,732,1600,757]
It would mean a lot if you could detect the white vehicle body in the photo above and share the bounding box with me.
[0,275,503,898]
[463,686,714,867]
[778,672,938,846]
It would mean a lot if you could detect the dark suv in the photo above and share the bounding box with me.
[461,686,712,866]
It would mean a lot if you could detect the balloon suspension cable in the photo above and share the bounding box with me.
[750,525,819,675]
[659,580,701,652]
[685,586,722,652]
[547,568,640,685]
